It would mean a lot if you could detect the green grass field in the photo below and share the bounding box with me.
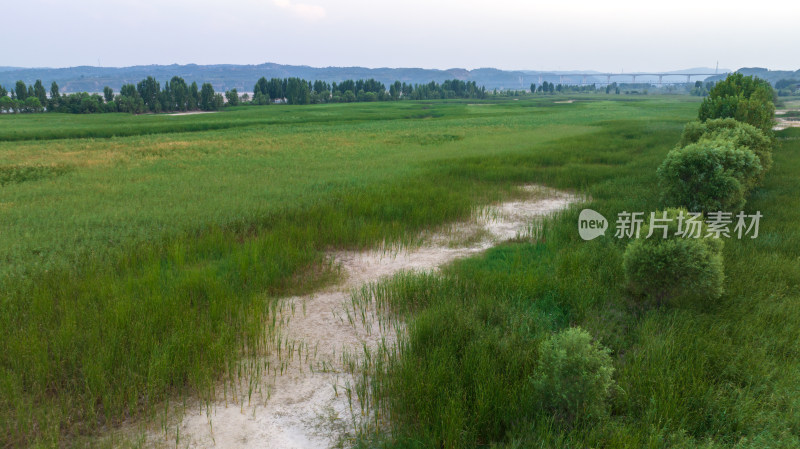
[2,96,798,447]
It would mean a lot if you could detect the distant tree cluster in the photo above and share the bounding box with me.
[536,81,556,93]
[0,76,223,114]
[251,77,487,105]
[774,78,799,97]
[528,81,598,94]
[524,80,724,96]
[690,80,716,97]
[0,81,46,112]
[0,76,490,114]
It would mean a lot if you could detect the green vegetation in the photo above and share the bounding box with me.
[644,74,773,314]
[657,140,761,212]
[661,76,776,213]
[0,76,221,114]
[0,76,489,114]
[0,96,672,446]
[531,327,617,422]
[355,119,800,447]
[775,78,800,97]
[1,91,798,448]
[349,85,797,448]
[698,72,776,133]
[679,118,774,180]
[253,77,487,104]
[623,208,725,305]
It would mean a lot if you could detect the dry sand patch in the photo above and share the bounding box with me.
[774,109,800,131]
[143,185,579,449]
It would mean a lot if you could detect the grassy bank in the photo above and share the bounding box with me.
[356,124,800,447]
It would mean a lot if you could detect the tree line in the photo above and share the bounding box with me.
[0,77,225,114]
[0,76,488,114]
[250,77,487,105]
[529,81,599,94]
[774,78,799,96]
[624,73,777,309]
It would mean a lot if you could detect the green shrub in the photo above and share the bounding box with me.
[657,139,762,212]
[678,120,711,146]
[531,327,615,422]
[698,73,776,133]
[679,118,773,184]
[623,209,724,305]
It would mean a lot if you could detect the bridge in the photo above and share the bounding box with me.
[536,73,728,86]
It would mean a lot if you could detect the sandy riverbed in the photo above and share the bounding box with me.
[140,185,578,449]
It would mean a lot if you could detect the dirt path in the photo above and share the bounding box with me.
[145,185,578,449]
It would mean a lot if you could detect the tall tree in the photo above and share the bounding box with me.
[33,80,47,106]
[103,86,114,103]
[49,82,61,110]
[312,80,329,93]
[199,83,215,111]
[213,93,225,110]
[15,81,28,100]
[159,81,172,112]
[390,81,401,100]
[254,77,268,97]
[119,84,144,114]
[285,77,310,105]
[225,88,239,106]
[188,82,199,110]
[169,77,188,111]
[698,73,776,133]
[136,76,161,112]
[266,78,284,101]
[49,82,60,101]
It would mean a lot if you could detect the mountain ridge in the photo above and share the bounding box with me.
[0,63,734,93]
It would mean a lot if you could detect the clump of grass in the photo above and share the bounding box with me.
[0,163,72,186]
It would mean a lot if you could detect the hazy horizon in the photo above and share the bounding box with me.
[6,0,798,73]
[0,62,737,73]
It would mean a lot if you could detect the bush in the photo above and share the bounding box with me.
[623,209,724,305]
[657,139,762,212]
[679,118,773,184]
[531,327,615,422]
[698,73,776,133]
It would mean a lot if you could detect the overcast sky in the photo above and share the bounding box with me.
[6,0,798,72]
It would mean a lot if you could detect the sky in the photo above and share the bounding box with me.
[6,0,799,72]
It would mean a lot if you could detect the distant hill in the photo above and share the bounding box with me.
[705,67,800,85]
[0,63,725,93]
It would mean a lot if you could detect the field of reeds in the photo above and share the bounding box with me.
[2,96,797,448]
